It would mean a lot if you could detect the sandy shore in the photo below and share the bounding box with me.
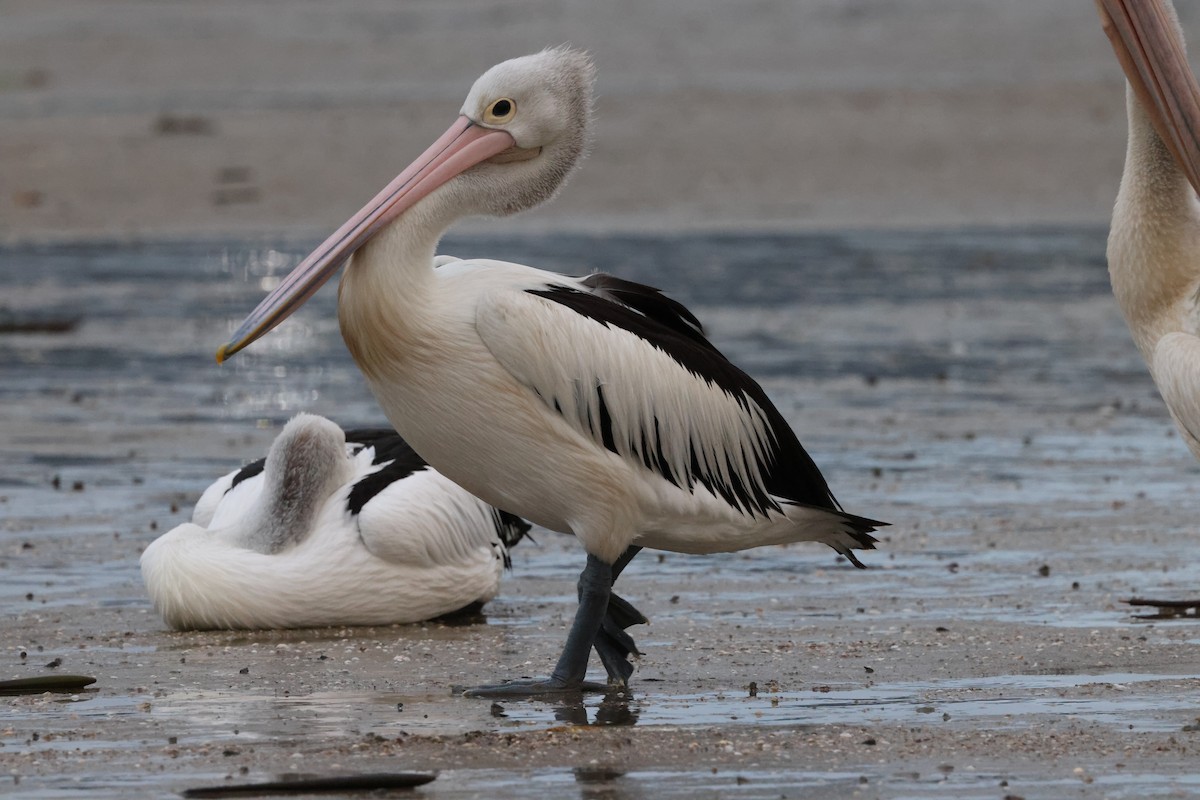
[2,0,1194,241]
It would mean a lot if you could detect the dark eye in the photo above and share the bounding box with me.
[484,98,516,124]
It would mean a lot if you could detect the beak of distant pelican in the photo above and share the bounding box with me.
[1095,0,1200,196]
[215,116,519,363]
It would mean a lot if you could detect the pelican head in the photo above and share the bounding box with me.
[216,46,594,363]
[456,46,594,216]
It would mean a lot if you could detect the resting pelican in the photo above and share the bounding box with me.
[215,47,884,695]
[140,414,532,630]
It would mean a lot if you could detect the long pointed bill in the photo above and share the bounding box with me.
[215,116,517,363]
[1096,0,1200,196]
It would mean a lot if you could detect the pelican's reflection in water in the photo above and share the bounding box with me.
[484,690,643,799]
[565,693,639,800]
[552,688,640,727]
[486,687,640,730]
[575,765,640,800]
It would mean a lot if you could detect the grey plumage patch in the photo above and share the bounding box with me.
[251,417,349,554]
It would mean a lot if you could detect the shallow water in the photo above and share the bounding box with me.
[5,229,1200,798]
[16,668,1184,744]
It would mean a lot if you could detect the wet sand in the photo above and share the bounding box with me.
[6,3,1200,799]
[5,1,1200,240]
[5,231,1200,798]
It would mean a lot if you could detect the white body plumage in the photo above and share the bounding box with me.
[140,414,527,630]
[341,253,876,566]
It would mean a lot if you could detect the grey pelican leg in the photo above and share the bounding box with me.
[592,546,646,686]
[465,554,615,697]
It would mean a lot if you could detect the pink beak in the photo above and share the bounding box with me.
[216,116,516,363]
[1095,0,1200,196]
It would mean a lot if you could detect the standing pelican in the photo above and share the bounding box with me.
[1098,0,1200,457]
[215,47,884,695]
[140,414,532,629]
[1097,0,1200,613]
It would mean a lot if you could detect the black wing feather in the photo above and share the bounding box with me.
[528,274,842,514]
[228,458,266,490]
[579,273,711,350]
[343,428,430,516]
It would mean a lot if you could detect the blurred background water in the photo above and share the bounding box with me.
[3,227,1192,613]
